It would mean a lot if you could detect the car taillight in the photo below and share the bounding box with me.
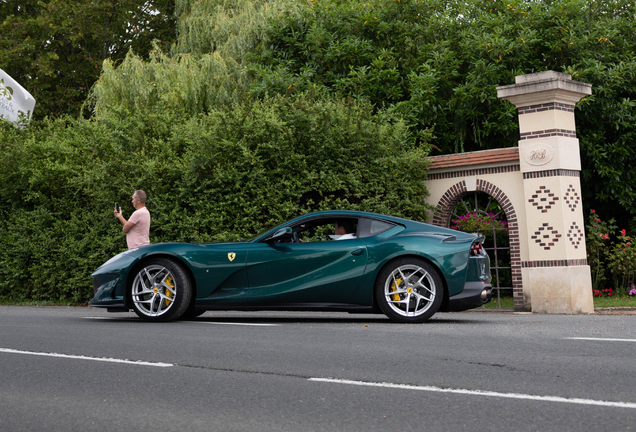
[470,242,483,256]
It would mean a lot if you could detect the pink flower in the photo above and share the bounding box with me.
[603,234,609,239]
[591,209,596,213]
[621,229,627,237]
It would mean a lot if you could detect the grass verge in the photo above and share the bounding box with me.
[0,298,82,306]
[482,294,636,309]
[592,296,636,308]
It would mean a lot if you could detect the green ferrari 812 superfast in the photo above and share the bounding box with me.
[90,210,492,322]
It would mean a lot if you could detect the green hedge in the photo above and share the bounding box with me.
[0,94,431,303]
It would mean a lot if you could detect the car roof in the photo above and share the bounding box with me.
[294,210,412,224]
[253,209,473,242]
[286,210,431,232]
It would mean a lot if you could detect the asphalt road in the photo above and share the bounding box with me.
[0,306,635,432]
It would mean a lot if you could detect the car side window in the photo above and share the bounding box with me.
[292,218,359,243]
[357,218,395,238]
[370,220,393,234]
[295,223,334,242]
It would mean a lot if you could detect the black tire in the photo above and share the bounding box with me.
[129,258,192,322]
[375,257,444,323]
[179,305,207,321]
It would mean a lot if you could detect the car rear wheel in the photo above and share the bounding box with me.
[130,258,192,322]
[179,305,207,320]
[375,258,443,323]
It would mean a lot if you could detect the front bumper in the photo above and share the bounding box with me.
[89,253,136,309]
[89,276,126,309]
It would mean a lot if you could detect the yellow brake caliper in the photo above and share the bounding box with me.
[390,277,402,302]
[164,276,175,306]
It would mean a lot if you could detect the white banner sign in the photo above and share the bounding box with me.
[0,68,36,124]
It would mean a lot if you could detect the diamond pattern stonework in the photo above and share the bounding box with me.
[528,186,559,213]
[530,223,561,250]
[567,222,583,249]
[563,185,580,212]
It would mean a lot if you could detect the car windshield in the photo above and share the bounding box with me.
[245,225,277,242]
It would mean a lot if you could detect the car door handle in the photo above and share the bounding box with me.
[351,248,364,256]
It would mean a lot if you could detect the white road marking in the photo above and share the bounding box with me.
[0,348,174,367]
[191,321,279,327]
[83,317,278,326]
[565,337,636,343]
[309,378,636,409]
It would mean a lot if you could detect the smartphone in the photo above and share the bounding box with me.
[115,202,120,212]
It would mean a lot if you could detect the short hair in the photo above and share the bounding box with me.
[134,190,147,204]
[335,219,355,234]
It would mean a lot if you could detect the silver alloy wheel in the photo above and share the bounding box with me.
[131,264,178,317]
[383,264,436,317]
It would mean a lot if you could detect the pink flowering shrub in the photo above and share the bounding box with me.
[587,210,636,295]
[450,211,508,237]
[593,288,614,297]
[607,225,636,293]
[586,209,616,290]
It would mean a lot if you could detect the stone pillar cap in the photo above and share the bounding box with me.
[496,70,591,107]
[514,70,572,84]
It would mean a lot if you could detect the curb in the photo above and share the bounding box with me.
[462,307,636,315]
[463,308,515,313]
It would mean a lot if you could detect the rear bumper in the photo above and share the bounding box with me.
[440,281,492,312]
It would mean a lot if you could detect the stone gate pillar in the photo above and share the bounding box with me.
[497,71,593,313]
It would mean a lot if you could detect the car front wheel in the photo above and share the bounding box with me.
[375,258,443,323]
[129,258,192,322]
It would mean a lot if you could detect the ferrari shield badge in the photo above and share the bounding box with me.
[228,252,236,262]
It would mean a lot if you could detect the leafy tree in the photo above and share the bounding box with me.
[88,0,287,117]
[0,0,176,119]
[246,0,636,219]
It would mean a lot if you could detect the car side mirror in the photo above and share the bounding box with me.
[266,227,293,242]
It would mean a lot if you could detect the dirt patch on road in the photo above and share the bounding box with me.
[594,307,636,315]
[467,307,636,315]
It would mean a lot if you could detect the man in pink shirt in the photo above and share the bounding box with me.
[114,190,151,249]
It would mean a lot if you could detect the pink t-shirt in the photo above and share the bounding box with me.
[127,207,150,249]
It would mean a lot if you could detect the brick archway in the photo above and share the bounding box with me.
[432,179,523,310]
